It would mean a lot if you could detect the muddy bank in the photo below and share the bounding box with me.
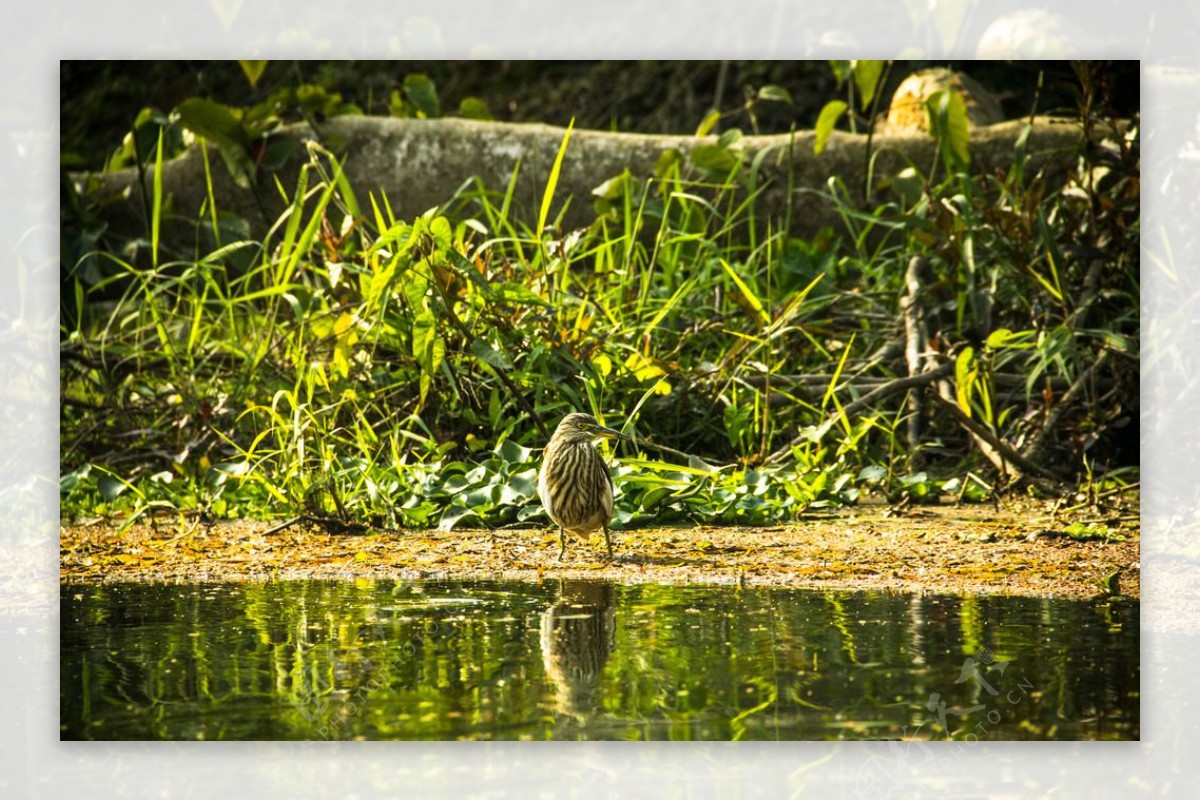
[61,499,1139,601]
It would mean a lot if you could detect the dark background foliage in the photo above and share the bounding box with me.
[61,60,1138,170]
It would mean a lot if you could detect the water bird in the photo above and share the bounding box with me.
[537,412,629,561]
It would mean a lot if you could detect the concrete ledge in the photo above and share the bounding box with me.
[73,115,1116,255]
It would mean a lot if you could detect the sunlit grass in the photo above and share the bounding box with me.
[60,107,1140,529]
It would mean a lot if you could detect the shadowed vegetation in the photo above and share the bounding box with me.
[59,60,1139,532]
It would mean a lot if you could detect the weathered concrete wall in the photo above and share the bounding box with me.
[75,115,1107,253]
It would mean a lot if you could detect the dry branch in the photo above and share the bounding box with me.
[764,362,953,464]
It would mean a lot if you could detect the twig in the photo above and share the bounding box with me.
[162,516,204,545]
[735,370,1094,392]
[261,516,304,536]
[928,392,1065,492]
[636,437,726,471]
[1049,481,1141,516]
[1068,515,1141,525]
[765,362,953,464]
[840,362,953,421]
[901,255,930,455]
[1020,349,1110,464]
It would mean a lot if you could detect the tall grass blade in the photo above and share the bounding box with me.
[719,258,770,327]
[151,127,164,269]
[199,138,221,249]
[537,118,574,239]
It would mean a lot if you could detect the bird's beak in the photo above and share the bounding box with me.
[589,423,630,441]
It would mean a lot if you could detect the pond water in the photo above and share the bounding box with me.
[60,580,1138,741]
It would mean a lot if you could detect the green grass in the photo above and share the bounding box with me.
[59,101,1140,530]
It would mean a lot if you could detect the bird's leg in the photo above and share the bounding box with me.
[603,525,613,561]
[557,526,566,561]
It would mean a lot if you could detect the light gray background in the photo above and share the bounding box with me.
[6,1,1193,797]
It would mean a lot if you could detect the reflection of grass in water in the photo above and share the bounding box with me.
[60,580,1139,741]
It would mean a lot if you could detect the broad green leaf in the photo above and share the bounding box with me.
[592,170,633,201]
[415,324,446,408]
[757,84,794,105]
[429,216,453,250]
[890,165,925,208]
[470,338,514,371]
[689,143,743,174]
[214,139,256,189]
[60,465,91,493]
[592,352,613,378]
[926,89,970,171]
[858,465,887,482]
[404,268,435,401]
[458,96,492,121]
[332,347,351,380]
[517,504,547,523]
[640,486,673,511]
[1105,332,1136,355]
[402,73,440,118]
[624,352,666,382]
[985,328,1013,349]
[257,135,302,172]
[308,315,334,339]
[813,100,848,155]
[366,252,401,310]
[492,282,549,306]
[109,107,182,171]
[717,128,744,149]
[173,98,250,149]
[852,60,885,110]
[500,479,535,507]
[238,60,268,89]
[437,505,481,532]
[98,473,128,502]
[694,108,721,137]
[463,485,498,508]
[828,60,851,87]
[496,439,533,465]
[331,312,358,379]
[444,248,496,299]
[986,328,1034,349]
[955,346,975,417]
[371,220,414,256]
[655,147,682,179]
[327,260,343,289]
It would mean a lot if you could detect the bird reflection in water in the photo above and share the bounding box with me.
[539,580,616,720]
